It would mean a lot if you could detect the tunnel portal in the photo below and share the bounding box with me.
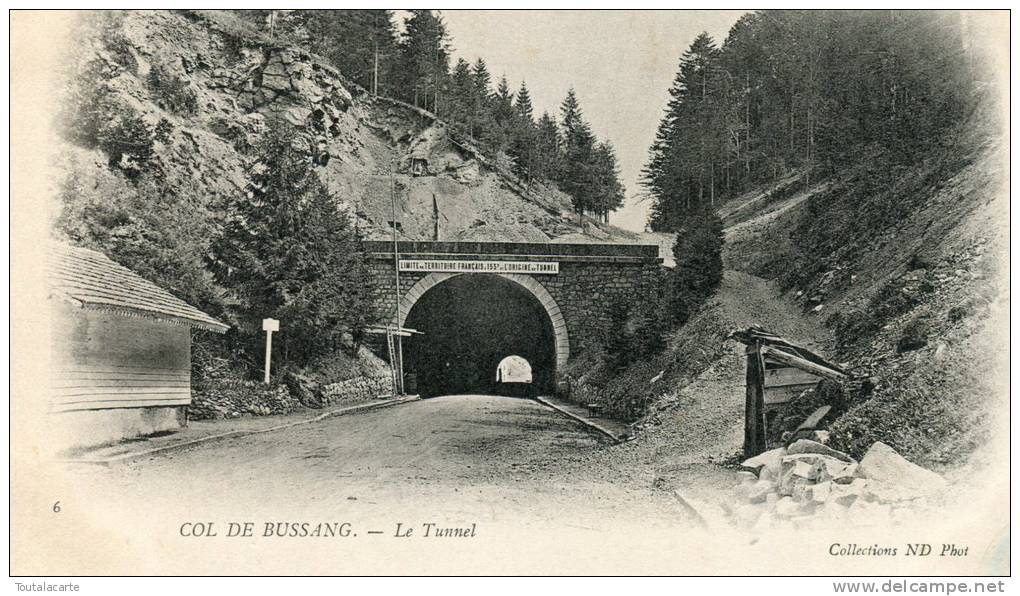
[403,274,556,398]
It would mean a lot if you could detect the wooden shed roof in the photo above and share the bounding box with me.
[730,325,847,375]
[47,243,229,333]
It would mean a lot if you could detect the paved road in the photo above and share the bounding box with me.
[75,395,694,530]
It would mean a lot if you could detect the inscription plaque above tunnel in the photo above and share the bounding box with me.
[399,260,559,275]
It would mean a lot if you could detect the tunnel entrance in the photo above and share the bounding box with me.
[403,274,556,398]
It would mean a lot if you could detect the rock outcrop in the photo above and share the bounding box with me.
[58,10,632,246]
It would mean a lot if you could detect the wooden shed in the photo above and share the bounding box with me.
[47,244,229,449]
[731,326,848,457]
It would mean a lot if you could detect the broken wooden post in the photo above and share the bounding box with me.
[743,341,767,457]
[787,405,833,444]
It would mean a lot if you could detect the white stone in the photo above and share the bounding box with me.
[831,462,859,484]
[741,446,787,478]
[859,441,946,498]
[778,466,811,497]
[786,438,853,462]
[827,479,866,509]
[736,470,757,484]
[791,459,816,479]
[812,481,832,503]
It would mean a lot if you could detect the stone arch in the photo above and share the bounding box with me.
[396,272,570,370]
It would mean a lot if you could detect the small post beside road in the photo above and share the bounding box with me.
[367,325,422,396]
[262,318,280,384]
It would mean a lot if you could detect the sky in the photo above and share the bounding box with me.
[438,10,747,232]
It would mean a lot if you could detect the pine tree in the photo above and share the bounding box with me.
[486,75,515,151]
[666,206,724,327]
[277,13,632,215]
[295,10,398,96]
[447,58,475,139]
[395,10,451,113]
[469,58,494,145]
[211,120,371,370]
[558,88,584,141]
[640,9,979,224]
[591,141,626,222]
[471,58,492,97]
[508,81,537,181]
[642,32,728,230]
[719,12,764,190]
[514,81,534,123]
[494,76,514,119]
[534,111,560,180]
[557,89,596,218]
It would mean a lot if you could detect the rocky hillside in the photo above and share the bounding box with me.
[55,10,631,246]
[723,113,1008,467]
[571,106,1007,472]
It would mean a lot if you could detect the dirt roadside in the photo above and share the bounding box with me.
[586,232,837,505]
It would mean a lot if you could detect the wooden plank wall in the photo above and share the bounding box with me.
[51,305,191,412]
[745,345,828,457]
[763,366,821,405]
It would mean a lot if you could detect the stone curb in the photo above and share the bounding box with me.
[60,395,421,466]
[532,396,627,444]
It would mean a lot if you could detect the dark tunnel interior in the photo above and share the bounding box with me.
[403,274,556,398]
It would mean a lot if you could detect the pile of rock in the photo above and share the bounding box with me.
[730,439,946,531]
[189,379,300,420]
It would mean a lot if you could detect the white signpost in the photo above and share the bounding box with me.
[262,318,280,384]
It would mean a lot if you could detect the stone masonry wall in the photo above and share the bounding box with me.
[365,243,662,363]
[529,261,660,355]
[320,375,392,406]
[190,379,300,420]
